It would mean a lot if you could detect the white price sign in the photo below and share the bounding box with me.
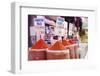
[56,17,64,26]
[55,17,65,36]
[33,17,45,35]
[34,18,45,26]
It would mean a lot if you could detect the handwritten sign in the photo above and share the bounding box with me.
[33,17,45,36]
[56,17,64,26]
[55,17,65,36]
[34,18,45,26]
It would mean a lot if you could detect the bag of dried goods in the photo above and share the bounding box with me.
[47,41,70,60]
[69,39,79,59]
[28,39,49,60]
[62,39,79,59]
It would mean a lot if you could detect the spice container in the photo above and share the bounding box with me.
[74,44,80,59]
[28,49,46,60]
[68,44,75,59]
[62,39,78,59]
[28,39,49,60]
[47,41,70,60]
[68,39,79,59]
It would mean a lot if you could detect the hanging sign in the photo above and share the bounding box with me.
[34,17,45,26]
[55,17,65,36]
[33,17,45,35]
[56,17,64,26]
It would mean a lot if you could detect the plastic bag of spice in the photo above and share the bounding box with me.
[28,39,49,60]
[47,41,70,60]
[28,48,47,60]
[62,39,79,59]
[68,39,80,59]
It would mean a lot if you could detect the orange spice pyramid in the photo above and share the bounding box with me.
[49,41,66,50]
[62,39,71,46]
[31,39,49,49]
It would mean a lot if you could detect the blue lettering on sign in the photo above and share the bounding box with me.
[37,22,42,25]
[57,17,64,25]
[34,18,44,26]
[35,19,44,22]
[57,22,62,25]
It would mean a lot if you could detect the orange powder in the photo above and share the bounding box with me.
[31,39,49,49]
[49,41,66,50]
[62,39,71,46]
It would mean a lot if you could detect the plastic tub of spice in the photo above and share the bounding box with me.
[28,39,49,60]
[47,41,70,60]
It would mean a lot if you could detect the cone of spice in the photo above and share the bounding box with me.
[62,39,75,51]
[62,39,71,48]
[31,39,49,49]
[62,39,79,59]
[47,41,70,60]
[28,39,49,60]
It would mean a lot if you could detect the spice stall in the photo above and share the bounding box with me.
[28,15,88,60]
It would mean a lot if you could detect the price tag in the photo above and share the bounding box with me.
[56,17,64,26]
[33,17,45,35]
[34,18,45,26]
[55,17,65,36]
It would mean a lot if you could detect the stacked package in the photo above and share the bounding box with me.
[47,41,70,60]
[28,39,49,60]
